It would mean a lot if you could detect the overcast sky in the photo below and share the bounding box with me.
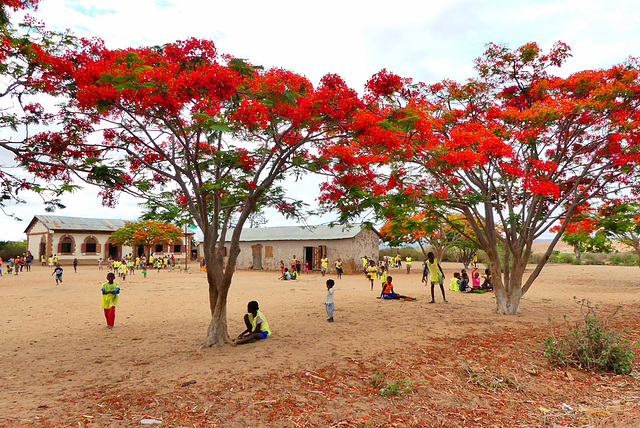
[2,0,640,240]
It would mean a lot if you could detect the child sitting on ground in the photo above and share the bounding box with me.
[449,272,461,292]
[481,268,493,290]
[232,301,270,346]
[459,271,470,292]
[379,276,414,300]
[278,268,291,280]
[471,268,481,290]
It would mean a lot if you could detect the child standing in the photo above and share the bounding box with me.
[325,279,335,322]
[101,272,120,328]
[52,263,63,285]
[423,252,447,303]
[366,261,378,291]
[335,258,343,279]
[73,258,78,273]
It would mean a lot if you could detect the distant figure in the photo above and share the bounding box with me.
[52,263,63,285]
[320,257,329,277]
[73,258,78,273]
[233,301,270,345]
[406,256,412,274]
[278,268,291,280]
[335,258,343,279]
[325,279,335,322]
[366,261,378,291]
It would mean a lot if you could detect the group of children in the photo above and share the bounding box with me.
[449,268,493,293]
[277,267,299,280]
[1,253,33,275]
[94,252,492,340]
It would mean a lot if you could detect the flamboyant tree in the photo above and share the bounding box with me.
[0,1,80,217]
[321,42,640,314]
[552,205,611,260]
[110,220,182,259]
[2,37,364,345]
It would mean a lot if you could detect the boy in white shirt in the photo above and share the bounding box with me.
[325,279,335,322]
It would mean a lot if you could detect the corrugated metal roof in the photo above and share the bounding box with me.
[30,215,129,232]
[238,224,367,242]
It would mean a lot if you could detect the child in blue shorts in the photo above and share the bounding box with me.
[232,301,271,345]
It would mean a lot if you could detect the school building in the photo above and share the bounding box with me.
[24,215,192,264]
[196,224,380,274]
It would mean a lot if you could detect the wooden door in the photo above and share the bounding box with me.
[252,245,263,270]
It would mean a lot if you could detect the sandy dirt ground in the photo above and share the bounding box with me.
[1,261,639,427]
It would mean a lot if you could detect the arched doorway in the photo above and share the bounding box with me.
[105,240,121,260]
[39,236,46,259]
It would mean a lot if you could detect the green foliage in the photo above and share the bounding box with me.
[529,250,637,266]
[544,299,635,375]
[0,240,26,259]
[608,252,639,267]
[370,371,413,397]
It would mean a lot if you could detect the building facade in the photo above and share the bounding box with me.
[24,215,191,265]
[196,224,380,274]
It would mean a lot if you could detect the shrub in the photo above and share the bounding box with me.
[607,252,638,267]
[370,371,413,396]
[0,241,27,260]
[544,299,635,375]
[582,253,606,265]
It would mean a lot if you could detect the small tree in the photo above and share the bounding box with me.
[598,201,640,270]
[379,211,472,263]
[553,208,611,260]
[110,220,182,259]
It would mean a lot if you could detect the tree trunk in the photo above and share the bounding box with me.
[200,228,235,347]
[203,267,232,346]
[574,246,582,261]
[486,244,525,315]
[494,286,522,314]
